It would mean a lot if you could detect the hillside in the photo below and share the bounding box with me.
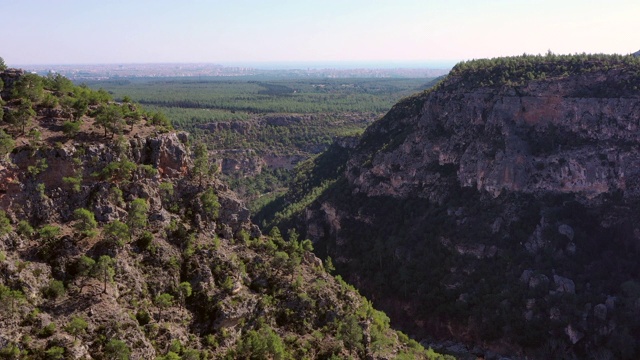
[264,53,640,359]
[0,66,449,359]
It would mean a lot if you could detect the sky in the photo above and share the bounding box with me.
[1,0,639,67]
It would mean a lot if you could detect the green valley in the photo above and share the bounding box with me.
[82,76,440,212]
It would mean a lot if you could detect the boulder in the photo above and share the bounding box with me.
[520,269,533,284]
[0,68,24,98]
[554,275,576,294]
[558,224,575,241]
[593,303,607,321]
[565,324,584,344]
[529,274,550,289]
[605,296,616,310]
[143,132,192,178]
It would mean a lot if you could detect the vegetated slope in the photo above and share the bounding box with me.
[0,66,449,359]
[265,53,640,359]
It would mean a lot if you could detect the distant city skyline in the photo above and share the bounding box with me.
[20,62,450,80]
[18,60,457,70]
[2,0,638,66]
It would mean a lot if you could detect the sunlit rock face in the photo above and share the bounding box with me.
[348,68,640,202]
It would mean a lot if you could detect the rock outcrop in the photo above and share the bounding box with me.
[0,68,25,98]
[348,67,640,202]
[283,55,640,359]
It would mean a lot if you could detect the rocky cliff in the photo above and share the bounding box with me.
[277,54,640,359]
[350,64,640,201]
[0,68,447,359]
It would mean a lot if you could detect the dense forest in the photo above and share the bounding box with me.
[449,52,640,87]
[84,77,431,129]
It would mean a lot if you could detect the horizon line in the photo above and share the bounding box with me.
[14,60,458,70]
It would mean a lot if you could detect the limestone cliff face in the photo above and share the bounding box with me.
[296,59,640,359]
[349,67,640,201]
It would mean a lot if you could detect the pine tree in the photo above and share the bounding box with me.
[94,256,115,293]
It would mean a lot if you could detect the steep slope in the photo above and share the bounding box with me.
[269,54,640,359]
[0,68,449,359]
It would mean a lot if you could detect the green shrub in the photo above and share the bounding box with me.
[178,282,192,306]
[159,181,174,198]
[0,285,25,318]
[200,188,220,220]
[16,220,34,237]
[150,112,171,127]
[38,224,60,241]
[157,352,180,360]
[65,316,88,339]
[0,343,21,358]
[138,164,158,177]
[36,183,46,198]
[155,293,174,319]
[0,211,12,236]
[221,276,235,293]
[181,349,200,360]
[301,239,313,252]
[237,229,250,245]
[104,220,130,247]
[169,340,182,354]
[43,280,65,299]
[103,339,131,360]
[73,208,97,237]
[98,159,136,181]
[0,129,15,156]
[62,121,80,137]
[136,309,151,326]
[337,315,363,355]
[75,255,95,276]
[63,175,83,192]
[138,230,154,249]
[235,326,289,359]
[109,186,124,206]
[44,346,65,360]
[28,158,48,176]
[38,323,56,338]
[127,198,149,231]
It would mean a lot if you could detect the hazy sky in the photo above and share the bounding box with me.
[2,0,638,67]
